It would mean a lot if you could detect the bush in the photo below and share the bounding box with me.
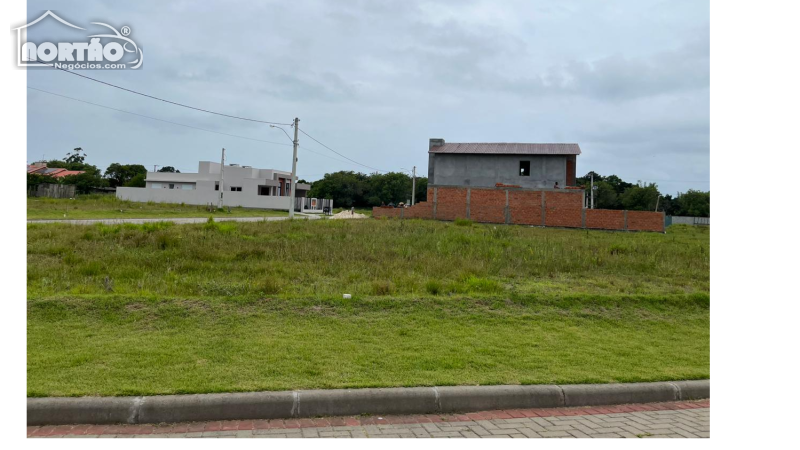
[60,173,109,195]
[371,280,395,296]
[27,173,50,190]
[425,280,443,295]
[454,218,473,227]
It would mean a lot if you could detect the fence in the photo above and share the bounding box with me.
[666,216,710,226]
[28,184,76,199]
[374,185,665,232]
[295,197,333,214]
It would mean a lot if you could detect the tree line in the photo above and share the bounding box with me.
[27,148,180,195]
[576,172,709,217]
[27,149,708,217]
[308,171,428,208]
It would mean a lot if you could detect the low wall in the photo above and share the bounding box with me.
[668,216,710,226]
[374,185,664,232]
[116,187,291,211]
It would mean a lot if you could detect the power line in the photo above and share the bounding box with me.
[298,128,388,173]
[41,62,292,126]
[27,86,370,170]
[28,87,291,146]
[37,63,401,175]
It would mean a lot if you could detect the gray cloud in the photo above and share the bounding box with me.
[26,0,709,194]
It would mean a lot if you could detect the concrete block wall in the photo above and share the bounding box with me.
[373,186,665,232]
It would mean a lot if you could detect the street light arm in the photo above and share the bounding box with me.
[269,125,294,144]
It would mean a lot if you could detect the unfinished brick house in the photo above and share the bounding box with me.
[427,139,579,189]
[374,139,665,232]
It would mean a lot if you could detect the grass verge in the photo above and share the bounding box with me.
[27,220,709,396]
[27,194,288,220]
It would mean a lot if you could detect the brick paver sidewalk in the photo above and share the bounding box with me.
[28,399,709,439]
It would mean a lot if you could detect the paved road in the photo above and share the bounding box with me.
[27,215,321,225]
[28,400,709,439]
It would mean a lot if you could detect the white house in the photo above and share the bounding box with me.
[116,161,330,212]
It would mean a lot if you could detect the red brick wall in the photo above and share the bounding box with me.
[627,211,665,232]
[435,187,468,221]
[469,189,506,223]
[566,156,576,186]
[585,209,625,230]
[508,190,542,225]
[373,186,664,232]
[373,207,401,218]
[544,191,583,227]
[403,202,433,219]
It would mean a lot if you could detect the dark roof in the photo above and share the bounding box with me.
[429,142,581,155]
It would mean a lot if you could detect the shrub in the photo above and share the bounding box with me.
[371,280,395,296]
[609,244,630,255]
[425,280,443,295]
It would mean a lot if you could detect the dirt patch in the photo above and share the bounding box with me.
[331,211,368,220]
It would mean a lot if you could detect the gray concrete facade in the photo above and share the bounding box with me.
[429,153,568,189]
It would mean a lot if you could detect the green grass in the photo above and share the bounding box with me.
[27,221,709,396]
[27,194,288,220]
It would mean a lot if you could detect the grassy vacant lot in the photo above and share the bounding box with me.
[27,194,288,220]
[27,220,709,397]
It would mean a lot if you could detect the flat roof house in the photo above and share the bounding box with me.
[116,161,327,212]
[428,139,581,189]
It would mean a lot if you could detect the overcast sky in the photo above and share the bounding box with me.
[26,0,709,195]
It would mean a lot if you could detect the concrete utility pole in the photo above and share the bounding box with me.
[590,172,594,209]
[218,148,225,208]
[289,118,299,219]
[411,166,416,206]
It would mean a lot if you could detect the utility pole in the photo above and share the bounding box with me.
[153,165,158,172]
[289,118,299,219]
[411,166,416,206]
[218,148,225,209]
[590,172,594,209]
[655,195,661,212]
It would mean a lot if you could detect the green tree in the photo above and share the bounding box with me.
[619,183,661,211]
[368,172,412,205]
[64,147,87,165]
[673,190,710,217]
[105,163,147,188]
[592,180,620,209]
[157,166,180,173]
[604,175,634,195]
[60,173,109,195]
[308,171,370,207]
[27,173,50,191]
[124,173,147,187]
[414,177,428,203]
[44,147,101,176]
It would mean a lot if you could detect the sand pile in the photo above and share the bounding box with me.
[331,211,369,220]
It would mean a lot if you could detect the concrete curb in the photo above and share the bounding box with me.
[27,380,709,426]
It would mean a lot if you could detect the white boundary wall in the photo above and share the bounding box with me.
[116,187,291,210]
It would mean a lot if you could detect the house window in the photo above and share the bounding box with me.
[258,185,270,196]
[168,183,175,189]
[150,183,162,189]
[519,161,530,176]
[230,186,242,192]
[215,182,219,191]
